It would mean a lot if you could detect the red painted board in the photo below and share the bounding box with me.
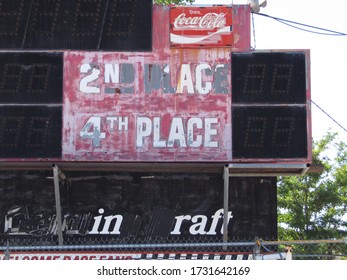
[62,50,232,162]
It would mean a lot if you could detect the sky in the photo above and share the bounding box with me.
[194,0,347,145]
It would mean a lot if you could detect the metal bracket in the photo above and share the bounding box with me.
[224,163,311,177]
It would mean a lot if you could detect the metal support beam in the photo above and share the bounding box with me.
[225,163,311,177]
[52,164,65,246]
[223,165,229,250]
[4,240,10,260]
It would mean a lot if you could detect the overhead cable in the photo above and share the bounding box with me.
[255,13,347,36]
[311,100,347,134]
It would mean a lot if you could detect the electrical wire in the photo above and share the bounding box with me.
[254,13,347,36]
[250,12,347,134]
[311,100,347,134]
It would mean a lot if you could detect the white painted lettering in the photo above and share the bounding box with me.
[79,116,106,147]
[118,117,128,131]
[135,116,219,148]
[89,208,105,234]
[189,215,208,235]
[204,117,218,147]
[106,117,117,131]
[177,64,194,94]
[99,214,123,234]
[104,64,120,83]
[167,117,187,147]
[207,209,224,235]
[136,117,152,147]
[196,63,212,94]
[220,211,233,234]
[79,63,229,95]
[170,209,233,236]
[80,64,100,94]
[170,215,192,234]
[187,117,203,147]
[153,117,166,147]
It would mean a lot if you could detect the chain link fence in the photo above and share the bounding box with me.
[1,236,346,260]
[254,238,347,260]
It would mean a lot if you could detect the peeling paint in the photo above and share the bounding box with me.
[61,5,251,162]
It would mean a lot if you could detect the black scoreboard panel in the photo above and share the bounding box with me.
[232,52,309,159]
[0,0,152,51]
[0,52,62,103]
[0,52,63,158]
[232,107,307,158]
[232,52,306,104]
[0,106,62,157]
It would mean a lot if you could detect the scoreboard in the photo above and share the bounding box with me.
[0,0,152,51]
[0,1,311,165]
[232,52,309,160]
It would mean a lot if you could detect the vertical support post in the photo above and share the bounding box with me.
[53,164,65,246]
[253,238,261,260]
[4,240,10,260]
[285,246,293,260]
[223,164,229,250]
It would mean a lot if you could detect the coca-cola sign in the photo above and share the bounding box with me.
[170,6,233,47]
[173,12,227,30]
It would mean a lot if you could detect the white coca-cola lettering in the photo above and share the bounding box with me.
[189,10,201,15]
[173,12,227,30]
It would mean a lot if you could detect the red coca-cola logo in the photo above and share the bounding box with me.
[173,12,227,30]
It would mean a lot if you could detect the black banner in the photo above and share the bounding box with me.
[0,171,277,240]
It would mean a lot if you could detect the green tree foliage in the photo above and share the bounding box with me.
[278,132,347,241]
[154,0,195,5]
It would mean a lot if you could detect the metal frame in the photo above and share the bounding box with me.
[222,163,311,244]
[1,162,313,247]
[52,164,66,246]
